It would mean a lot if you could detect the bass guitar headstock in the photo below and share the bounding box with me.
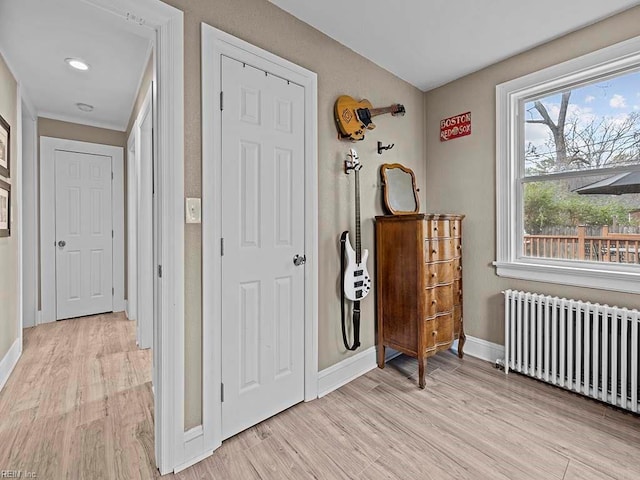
[344,148,362,174]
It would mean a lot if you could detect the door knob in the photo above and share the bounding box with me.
[58,240,66,248]
[293,254,306,266]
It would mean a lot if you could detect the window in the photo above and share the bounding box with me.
[495,36,640,294]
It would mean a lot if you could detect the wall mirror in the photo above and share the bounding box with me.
[380,163,420,214]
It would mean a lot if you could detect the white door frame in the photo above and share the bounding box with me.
[126,129,137,323]
[201,24,319,458]
[137,86,154,349]
[40,137,125,322]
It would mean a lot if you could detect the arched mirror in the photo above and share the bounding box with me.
[380,163,420,215]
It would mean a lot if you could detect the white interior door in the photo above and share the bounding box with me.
[221,57,306,439]
[55,150,113,320]
[138,96,154,350]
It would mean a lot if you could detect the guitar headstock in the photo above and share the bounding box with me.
[391,104,406,117]
[345,148,362,173]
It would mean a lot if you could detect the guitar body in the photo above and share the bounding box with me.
[342,232,371,301]
[335,95,373,141]
[334,95,406,142]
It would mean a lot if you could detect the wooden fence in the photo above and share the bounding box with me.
[524,226,640,263]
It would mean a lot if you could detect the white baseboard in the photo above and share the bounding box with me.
[455,336,505,364]
[318,346,376,398]
[0,338,22,392]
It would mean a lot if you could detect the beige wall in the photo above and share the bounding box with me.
[36,118,126,308]
[38,118,126,147]
[0,53,19,360]
[161,0,427,429]
[424,7,640,345]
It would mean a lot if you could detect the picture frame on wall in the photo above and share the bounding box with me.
[0,179,10,237]
[0,113,9,178]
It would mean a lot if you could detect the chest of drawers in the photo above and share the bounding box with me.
[375,214,465,388]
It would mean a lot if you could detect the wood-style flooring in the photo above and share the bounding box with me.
[1,313,639,479]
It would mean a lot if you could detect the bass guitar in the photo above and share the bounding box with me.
[342,149,371,301]
[334,95,405,141]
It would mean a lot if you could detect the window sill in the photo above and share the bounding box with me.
[493,260,640,294]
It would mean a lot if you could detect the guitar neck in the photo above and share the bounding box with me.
[368,106,398,117]
[355,169,361,264]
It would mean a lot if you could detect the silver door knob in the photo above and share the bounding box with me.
[293,254,306,266]
[58,240,66,248]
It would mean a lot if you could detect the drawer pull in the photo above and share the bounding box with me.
[431,300,437,305]
[433,227,438,231]
[431,273,436,278]
[458,266,462,271]
[432,330,438,336]
[432,249,437,254]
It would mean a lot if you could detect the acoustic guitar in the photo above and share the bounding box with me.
[334,95,405,141]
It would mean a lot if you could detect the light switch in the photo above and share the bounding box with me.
[185,197,202,224]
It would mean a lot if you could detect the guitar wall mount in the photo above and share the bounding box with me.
[377,141,395,154]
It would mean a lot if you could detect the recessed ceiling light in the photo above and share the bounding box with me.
[76,103,94,112]
[65,58,90,71]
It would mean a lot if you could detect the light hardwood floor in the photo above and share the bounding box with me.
[1,314,639,479]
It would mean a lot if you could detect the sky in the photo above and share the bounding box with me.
[524,69,640,170]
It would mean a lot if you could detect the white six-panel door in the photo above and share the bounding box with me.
[55,150,113,320]
[221,56,306,439]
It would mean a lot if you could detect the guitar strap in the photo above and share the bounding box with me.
[340,231,361,351]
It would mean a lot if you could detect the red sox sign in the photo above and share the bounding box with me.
[440,112,471,141]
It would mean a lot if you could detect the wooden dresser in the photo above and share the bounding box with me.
[375,214,465,388]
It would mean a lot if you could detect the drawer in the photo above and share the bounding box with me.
[426,219,462,238]
[426,219,450,238]
[453,306,462,336]
[425,260,454,286]
[425,238,455,262]
[453,257,462,279]
[453,279,462,305]
[424,313,454,348]
[425,283,453,318]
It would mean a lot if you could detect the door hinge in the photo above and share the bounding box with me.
[111,172,114,180]
[158,265,162,278]
[112,287,114,295]
[221,383,224,402]
[220,91,224,111]
[220,238,224,256]
[112,230,114,238]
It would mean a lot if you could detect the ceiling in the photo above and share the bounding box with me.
[0,0,151,131]
[270,0,640,91]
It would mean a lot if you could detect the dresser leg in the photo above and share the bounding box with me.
[377,345,386,369]
[418,357,426,389]
[458,330,466,359]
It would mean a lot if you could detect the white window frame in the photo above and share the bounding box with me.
[495,35,640,294]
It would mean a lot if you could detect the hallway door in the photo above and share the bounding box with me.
[55,150,113,319]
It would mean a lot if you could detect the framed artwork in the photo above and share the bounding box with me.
[0,179,10,237]
[0,114,9,178]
